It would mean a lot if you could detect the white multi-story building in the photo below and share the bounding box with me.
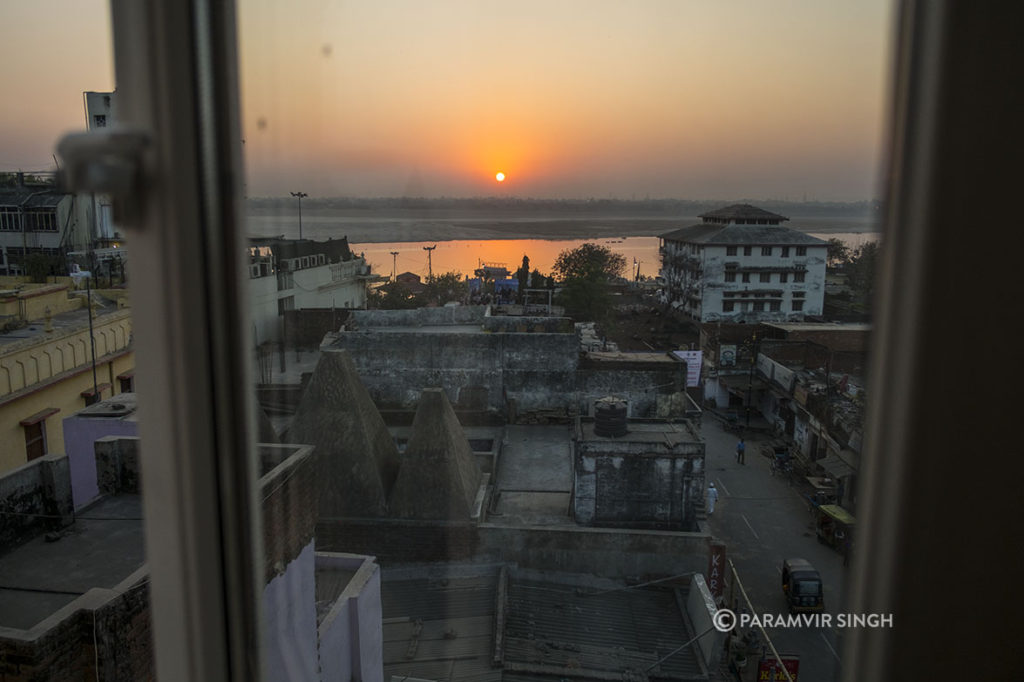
[248,236,376,343]
[659,204,827,323]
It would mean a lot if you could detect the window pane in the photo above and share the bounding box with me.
[235,1,891,681]
[0,4,151,678]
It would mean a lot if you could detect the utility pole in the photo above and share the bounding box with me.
[390,251,398,281]
[745,333,758,428]
[423,244,436,280]
[290,191,308,240]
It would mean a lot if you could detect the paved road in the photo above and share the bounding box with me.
[701,418,848,681]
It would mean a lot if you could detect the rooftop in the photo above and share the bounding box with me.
[380,565,705,682]
[659,222,827,246]
[697,203,789,222]
[0,494,145,630]
[0,293,124,349]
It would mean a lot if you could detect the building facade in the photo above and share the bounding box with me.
[659,204,827,323]
[249,237,375,344]
[0,282,133,474]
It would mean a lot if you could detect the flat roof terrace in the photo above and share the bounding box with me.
[0,494,144,630]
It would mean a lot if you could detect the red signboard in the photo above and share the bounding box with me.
[707,542,726,598]
[757,656,800,681]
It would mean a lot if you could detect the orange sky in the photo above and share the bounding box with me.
[0,1,893,201]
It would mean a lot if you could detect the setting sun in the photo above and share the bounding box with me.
[495,172,505,182]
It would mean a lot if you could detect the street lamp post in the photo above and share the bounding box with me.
[290,191,308,240]
[745,333,758,428]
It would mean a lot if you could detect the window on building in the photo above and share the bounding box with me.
[796,246,807,256]
[781,246,790,257]
[743,246,752,256]
[278,296,295,315]
[794,272,805,283]
[725,272,736,282]
[761,246,772,256]
[20,408,59,461]
[118,371,135,393]
[793,291,806,298]
[94,114,107,128]
[741,273,750,283]
[759,273,771,283]
[723,301,735,312]
[792,300,804,312]
[780,272,789,283]
[26,209,58,231]
[0,206,18,231]
[726,246,737,256]
[753,301,765,312]
[770,301,781,311]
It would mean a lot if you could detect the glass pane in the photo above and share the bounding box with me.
[238,2,891,681]
[0,3,152,678]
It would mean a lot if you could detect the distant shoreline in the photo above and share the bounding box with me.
[247,212,879,244]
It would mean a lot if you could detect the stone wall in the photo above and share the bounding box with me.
[0,453,72,549]
[94,436,141,497]
[0,569,153,682]
[331,330,578,414]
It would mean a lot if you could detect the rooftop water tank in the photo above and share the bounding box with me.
[594,397,628,438]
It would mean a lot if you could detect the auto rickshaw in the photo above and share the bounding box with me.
[781,558,824,613]
[815,504,856,554]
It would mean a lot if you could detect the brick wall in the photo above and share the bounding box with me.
[260,444,319,582]
[0,577,153,682]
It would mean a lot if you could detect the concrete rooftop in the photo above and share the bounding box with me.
[380,564,705,682]
[579,420,701,445]
[0,494,144,630]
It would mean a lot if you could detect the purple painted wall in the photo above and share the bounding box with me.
[263,541,319,682]
[62,415,138,509]
[317,553,383,682]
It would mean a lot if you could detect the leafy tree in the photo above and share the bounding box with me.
[25,253,59,283]
[369,281,419,309]
[552,242,626,282]
[424,271,467,305]
[846,241,879,300]
[826,238,851,270]
[552,243,626,322]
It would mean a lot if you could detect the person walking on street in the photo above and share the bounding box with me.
[707,482,719,515]
[736,438,746,465]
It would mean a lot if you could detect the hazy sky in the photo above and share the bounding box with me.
[0,1,893,201]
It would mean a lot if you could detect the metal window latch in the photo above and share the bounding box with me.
[56,128,151,226]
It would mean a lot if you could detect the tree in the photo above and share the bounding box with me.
[552,243,626,322]
[552,243,626,282]
[846,241,879,300]
[826,238,850,270]
[424,271,467,305]
[369,281,419,309]
[515,255,530,302]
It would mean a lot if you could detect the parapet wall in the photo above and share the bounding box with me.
[331,330,578,413]
[0,453,72,549]
[349,305,487,329]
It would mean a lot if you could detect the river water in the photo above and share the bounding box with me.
[247,212,880,280]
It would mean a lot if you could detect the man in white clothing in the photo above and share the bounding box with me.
[707,482,719,515]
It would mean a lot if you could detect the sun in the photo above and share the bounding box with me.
[495,172,506,182]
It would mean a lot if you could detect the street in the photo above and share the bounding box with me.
[702,417,848,681]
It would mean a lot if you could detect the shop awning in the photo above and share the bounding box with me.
[817,453,857,478]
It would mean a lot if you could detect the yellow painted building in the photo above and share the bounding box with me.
[0,287,133,474]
